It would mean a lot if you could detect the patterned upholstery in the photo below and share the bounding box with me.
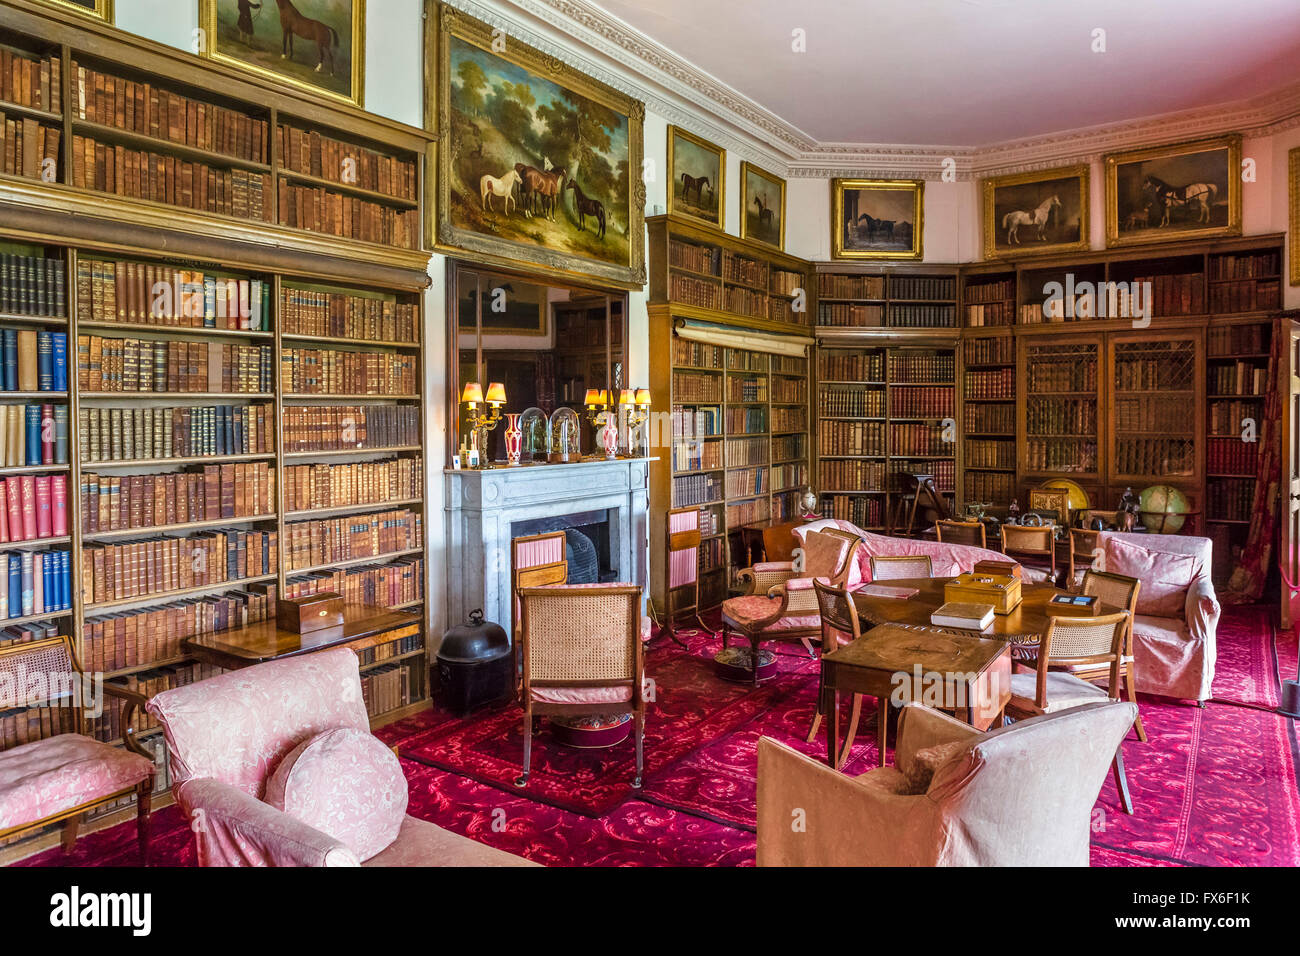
[0,735,153,830]
[796,520,1008,583]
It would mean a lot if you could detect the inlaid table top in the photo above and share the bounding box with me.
[822,622,1009,678]
[851,576,1121,645]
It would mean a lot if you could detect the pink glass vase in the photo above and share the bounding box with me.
[601,415,619,459]
[504,414,523,465]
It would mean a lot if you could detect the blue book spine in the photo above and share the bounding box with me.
[51,333,66,392]
[40,556,49,615]
[37,331,52,391]
[6,554,18,619]
[24,404,39,466]
[60,550,69,610]
[2,328,16,392]
[20,550,33,616]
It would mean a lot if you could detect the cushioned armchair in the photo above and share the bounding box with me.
[796,519,1010,583]
[757,700,1137,867]
[147,647,535,867]
[1098,531,1219,703]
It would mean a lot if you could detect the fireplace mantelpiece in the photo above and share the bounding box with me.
[444,458,652,639]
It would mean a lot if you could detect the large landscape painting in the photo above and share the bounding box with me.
[201,0,364,105]
[436,10,645,288]
[1106,135,1241,247]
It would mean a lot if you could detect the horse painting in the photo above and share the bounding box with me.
[480,169,522,215]
[1142,175,1217,226]
[273,0,339,76]
[754,195,774,228]
[681,173,712,204]
[1001,195,1061,244]
[857,213,895,244]
[566,180,606,238]
[514,163,567,220]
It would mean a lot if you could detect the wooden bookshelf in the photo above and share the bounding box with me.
[647,215,813,614]
[961,328,1015,507]
[0,6,434,848]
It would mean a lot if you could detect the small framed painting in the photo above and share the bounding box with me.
[1105,135,1241,247]
[832,179,923,260]
[35,0,113,21]
[668,126,725,230]
[456,276,548,338]
[982,165,1089,259]
[740,161,785,250]
[1290,148,1300,286]
[199,0,366,108]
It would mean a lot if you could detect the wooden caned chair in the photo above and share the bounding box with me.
[1068,528,1102,587]
[511,531,568,690]
[869,554,933,581]
[515,584,645,788]
[0,634,155,860]
[935,519,987,549]
[806,578,866,767]
[721,529,862,686]
[1063,570,1146,743]
[1001,524,1057,585]
[1005,611,1136,814]
[663,506,709,647]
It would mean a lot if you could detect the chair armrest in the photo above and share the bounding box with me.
[1185,575,1221,635]
[101,683,152,760]
[176,778,361,867]
[756,736,936,866]
[894,703,981,778]
[737,563,796,596]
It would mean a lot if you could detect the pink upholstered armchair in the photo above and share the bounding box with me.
[147,647,535,867]
[757,700,1138,866]
[1097,531,1219,703]
[797,519,1010,583]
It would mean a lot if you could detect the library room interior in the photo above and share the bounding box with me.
[0,0,1298,885]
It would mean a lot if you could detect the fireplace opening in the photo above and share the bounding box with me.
[512,509,618,584]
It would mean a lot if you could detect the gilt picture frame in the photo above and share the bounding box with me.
[34,0,113,22]
[1105,135,1241,248]
[1290,147,1300,286]
[667,126,725,231]
[982,165,1089,259]
[431,6,646,290]
[832,178,923,260]
[198,0,366,108]
[740,161,785,250]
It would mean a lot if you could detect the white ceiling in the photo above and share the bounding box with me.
[593,0,1300,147]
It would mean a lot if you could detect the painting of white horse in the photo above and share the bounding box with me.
[1002,196,1061,244]
[1108,136,1239,246]
[983,166,1088,258]
[480,169,522,215]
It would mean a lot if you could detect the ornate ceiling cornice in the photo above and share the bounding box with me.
[454,0,1300,181]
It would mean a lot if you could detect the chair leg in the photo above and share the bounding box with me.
[692,613,712,636]
[1112,743,1134,814]
[632,709,645,789]
[749,635,761,687]
[60,813,80,854]
[515,705,533,787]
[136,781,152,865]
[721,624,729,650]
[1125,662,1147,743]
[836,693,863,770]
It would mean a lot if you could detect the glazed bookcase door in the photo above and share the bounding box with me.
[1017,333,1104,492]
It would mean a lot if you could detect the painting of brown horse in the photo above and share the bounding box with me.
[668,126,725,229]
[202,0,362,105]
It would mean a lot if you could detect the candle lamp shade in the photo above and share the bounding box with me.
[485,382,507,406]
[618,389,635,406]
[635,388,651,407]
[461,382,484,406]
[583,388,602,408]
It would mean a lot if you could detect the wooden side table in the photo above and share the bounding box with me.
[818,623,1011,769]
[183,606,422,670]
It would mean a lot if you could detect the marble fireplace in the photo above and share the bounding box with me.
[444,457,651,637]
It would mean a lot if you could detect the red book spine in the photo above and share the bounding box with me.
[5,479,21,543]
[20,474,36,541]
[0,479,8,544]
[51,475,67,537]
[34,475,51,539]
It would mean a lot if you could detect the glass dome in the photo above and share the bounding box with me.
[518,407,549,463]
[548,407,582,463]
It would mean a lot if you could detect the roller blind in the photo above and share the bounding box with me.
[673,319,813,358]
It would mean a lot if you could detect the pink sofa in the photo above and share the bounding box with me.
[147,648,536,867]
[1098,531,1219,703]
[795,519,1009,584]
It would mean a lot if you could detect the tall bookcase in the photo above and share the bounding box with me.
[0,5,434,850]
[646,214,813,614]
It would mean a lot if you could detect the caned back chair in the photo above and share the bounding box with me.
[1006,611,1136,813]
[805,579,867,764]
[663,506,708,646]
[1075,570,1145,742]
[870,554,933,581]
[1001,524,1057,584]
[1068,528,1102,586]
[516,585,645,788]
[0,635,154,859]
[935,519,987,549]
[511,531,568,685]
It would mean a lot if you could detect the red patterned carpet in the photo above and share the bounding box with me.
[16,606,1300,867]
